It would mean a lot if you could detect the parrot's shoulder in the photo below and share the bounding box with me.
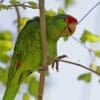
[25,16,40,26]
[26,14,68,25]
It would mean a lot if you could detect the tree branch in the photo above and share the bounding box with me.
[38,0,48,100]
[71,36,95,52]
[8,4,38,9]
[71,36,96,61]
[14,6,21,32]
[56,59,100,75]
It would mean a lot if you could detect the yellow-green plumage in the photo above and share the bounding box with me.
[3,14,70,100]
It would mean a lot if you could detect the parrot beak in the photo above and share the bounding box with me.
[65,22,77,36]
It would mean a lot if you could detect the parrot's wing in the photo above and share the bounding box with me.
[7,19,40,86]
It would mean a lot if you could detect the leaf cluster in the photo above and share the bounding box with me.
[45,7,65,16]
[0,0,38,10]
[0,1,39,99]
[78,30,100,82]
[0,31,13,63]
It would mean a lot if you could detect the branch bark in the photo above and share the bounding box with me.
[56,59,100,75]
[8,4,38,9]
[14,6,21,32]
[38,0,48,100]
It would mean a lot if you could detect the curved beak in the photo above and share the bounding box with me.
[65,22,77,36]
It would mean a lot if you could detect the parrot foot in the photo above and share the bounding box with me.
[52,55,68,72]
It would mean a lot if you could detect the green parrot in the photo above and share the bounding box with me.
[3,14,78,100]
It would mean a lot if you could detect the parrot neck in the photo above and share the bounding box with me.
[46,15,68,41]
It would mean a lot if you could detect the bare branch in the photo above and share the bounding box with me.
[56,59,100,75]
[71,36,96,61]
[14,6,21,32]
[71,36,95,52]
[8,4,39,9]
[78,2,100,24]
[38,0,48,100]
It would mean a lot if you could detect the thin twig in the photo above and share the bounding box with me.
[71,36,96,61]
[71,36,95,52]
[14,6,21,32]
[38,0,48,100]
[56,59,100,75]
[78,2,100,24]
[7,4,38,9]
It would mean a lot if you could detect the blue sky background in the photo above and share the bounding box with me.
[0,0,100,100]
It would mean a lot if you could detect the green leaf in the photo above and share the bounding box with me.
[45,10,56,16]
[0,40,13,52]
[0,5,10,10]
[96,66,100,73]
[80,30,100,43]
[78,73,91,82]
[27,2,37,8]
[64,0,74,7]
[28,76,39,97]
[0,52,11,63]
[10,0,20,5]
[95,50,100,57]
[23,93,30,100]
[0,31,12,40]
[57,7,65,14]
[0,67,8,84]
[14,17,29,30]
[20,18,29,27]
[89,62,96,70]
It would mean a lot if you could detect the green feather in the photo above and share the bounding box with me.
[3,14,69,100]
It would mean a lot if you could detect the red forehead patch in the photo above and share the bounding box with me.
[66,16,78,24]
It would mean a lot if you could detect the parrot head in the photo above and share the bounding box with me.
[57,14,78,36]
[65,15,78,36]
